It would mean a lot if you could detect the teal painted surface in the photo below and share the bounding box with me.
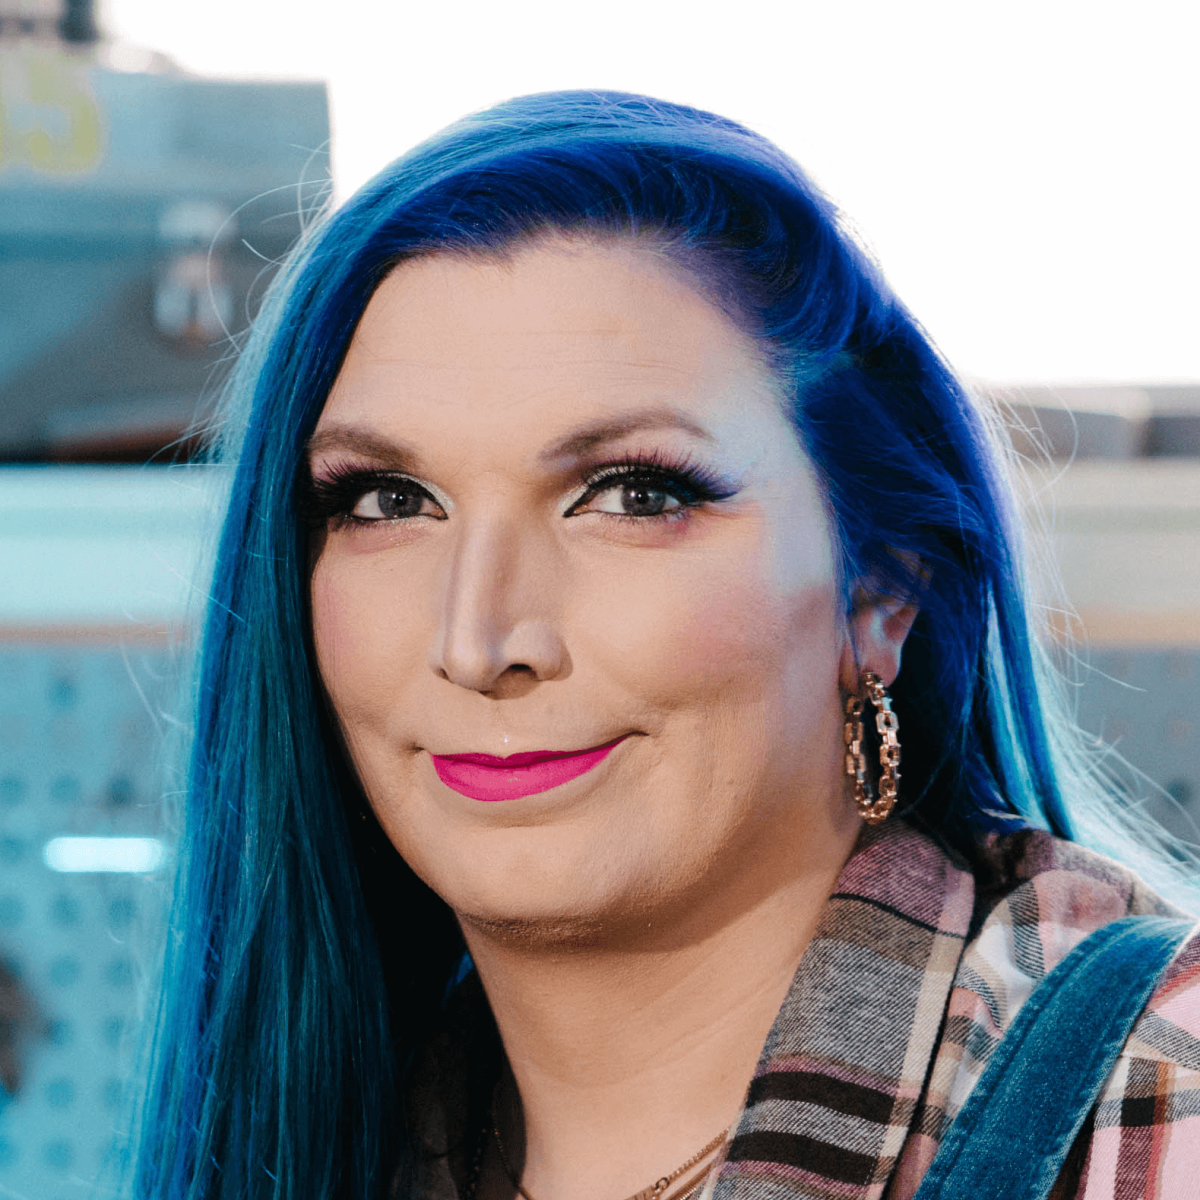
[0,464,225,625]
[0,643,178,1199]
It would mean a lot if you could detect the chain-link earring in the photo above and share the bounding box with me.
[843,670,900,825]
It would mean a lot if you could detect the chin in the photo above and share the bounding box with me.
[455,905,614,952]
[445,860,668,953]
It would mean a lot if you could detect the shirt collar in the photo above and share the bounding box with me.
[714,819,976,1199]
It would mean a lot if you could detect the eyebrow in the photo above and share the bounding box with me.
[305,426,423,469]
[306,407,715,470]
[536,408,715,463]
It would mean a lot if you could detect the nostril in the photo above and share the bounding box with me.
[484,663,545,700]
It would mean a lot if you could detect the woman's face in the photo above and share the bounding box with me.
[309,239,862,947]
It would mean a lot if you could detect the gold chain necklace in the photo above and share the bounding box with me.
[490,1111,730,1200]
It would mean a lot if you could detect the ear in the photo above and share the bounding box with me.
[838,588,920,695]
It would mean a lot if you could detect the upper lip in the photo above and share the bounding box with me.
[430,734,631,768]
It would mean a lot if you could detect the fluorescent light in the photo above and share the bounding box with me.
[43,837,169,873]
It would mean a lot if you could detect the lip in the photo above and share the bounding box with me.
[429,734,630,802]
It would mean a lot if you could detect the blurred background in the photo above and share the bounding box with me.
[0,0,1197,1195]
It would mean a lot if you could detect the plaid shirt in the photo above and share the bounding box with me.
[410,820,1200,1200]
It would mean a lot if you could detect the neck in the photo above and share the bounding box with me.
[461,837,857,1200]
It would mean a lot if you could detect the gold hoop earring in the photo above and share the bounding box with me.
[843,670,900,825]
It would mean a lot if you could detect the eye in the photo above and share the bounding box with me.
[300,467,446,528]
[567,455,737,522]
[585,476,685,518]
[350,482,442,522]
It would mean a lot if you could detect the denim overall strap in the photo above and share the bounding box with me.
[910,915,1195,1200]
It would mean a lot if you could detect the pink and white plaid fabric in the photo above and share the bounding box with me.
[409,821,1200,1199]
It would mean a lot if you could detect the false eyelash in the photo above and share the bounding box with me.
[297,449,740,529]
[297,462,437,528]
[568,449,740,515]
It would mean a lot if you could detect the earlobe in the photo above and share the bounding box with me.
[838,593,920,694]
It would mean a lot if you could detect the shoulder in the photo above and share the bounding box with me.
[951,826,1194,1042]
[1075,925,1200,1198]
[918,832,1173,1109]
[940,829,1200,1198]
[965,827,1185,927]
[958,827,1184,980]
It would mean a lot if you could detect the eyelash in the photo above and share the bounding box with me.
[568,450,737,523]
[298,464,433,530]
[299,451,737,530]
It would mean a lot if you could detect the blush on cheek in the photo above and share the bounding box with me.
[310,565,400,815]
[310,559,392,727]
[589,561,836,709]
[311,553,437,764]
[310,563,347,685]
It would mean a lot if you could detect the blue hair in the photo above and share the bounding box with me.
[124,90,1187,1199]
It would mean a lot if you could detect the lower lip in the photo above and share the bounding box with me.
[430,736,628,802]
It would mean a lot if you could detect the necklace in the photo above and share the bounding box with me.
[489,1111,730,1200]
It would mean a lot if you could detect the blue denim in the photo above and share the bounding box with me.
[912,915,1194,1200]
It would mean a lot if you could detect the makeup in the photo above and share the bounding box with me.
[430,735,629,802]
[301,449,738,532]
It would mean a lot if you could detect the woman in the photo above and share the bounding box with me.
[127,92,1200,1200]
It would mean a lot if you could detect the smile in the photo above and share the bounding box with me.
[429,735,630,802]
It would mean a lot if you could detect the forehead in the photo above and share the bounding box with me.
[319,239,787,446]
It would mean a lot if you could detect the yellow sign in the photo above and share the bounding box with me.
[0,46,105,175]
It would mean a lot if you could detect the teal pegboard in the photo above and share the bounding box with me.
[0,642,179,1200]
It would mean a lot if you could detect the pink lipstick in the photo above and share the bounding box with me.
[430,735,629,802]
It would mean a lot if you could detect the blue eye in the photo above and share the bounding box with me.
[350,483,441,522]
[301,467,445,527]
[584,476,687,518]
[569,454,738,521]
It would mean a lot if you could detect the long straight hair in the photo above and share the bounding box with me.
[124,90,1195,1200]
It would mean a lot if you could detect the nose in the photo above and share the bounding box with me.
[428,515,566,693]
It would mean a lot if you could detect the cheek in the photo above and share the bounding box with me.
[310,561,349,686]
[311,559,357,703]
[576,528,841,713]
[310,552,426,737]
